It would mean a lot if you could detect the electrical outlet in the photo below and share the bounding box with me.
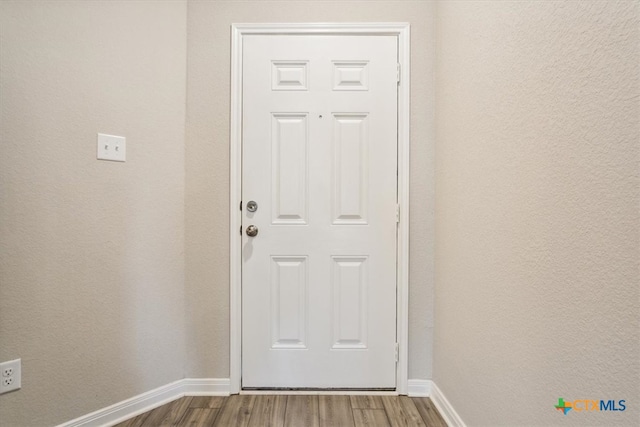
[0,359,21,394]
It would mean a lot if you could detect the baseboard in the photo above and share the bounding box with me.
[57,378,230,427]
[407,379,431,397]
[183,378,231,396]
[430,382,466,427]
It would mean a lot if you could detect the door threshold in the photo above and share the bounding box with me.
[241,388,398,396]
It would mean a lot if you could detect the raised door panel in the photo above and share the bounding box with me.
[272,61,309,91]
[271,256,308,349]
[333,61,369,91]
[332,256,368,349]
[271,113,308,225]
[332,114,369,225]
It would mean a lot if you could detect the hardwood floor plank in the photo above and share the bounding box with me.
[381,396,426,427]
[189,396,227,409]
[115,412,149,427]
[137,401,174,426]
[213,394,256,427]
[179,408,219,426]
[350,395,385,409]
[284,395,319,427]
[319,395,355,427]
[411,398,447,427]
[156,397,194,426]
[353,409,391,427]
[247,395,287,427]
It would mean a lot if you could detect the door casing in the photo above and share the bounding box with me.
[230,22,411,394]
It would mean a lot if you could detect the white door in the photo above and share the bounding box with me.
[242,34,398,389]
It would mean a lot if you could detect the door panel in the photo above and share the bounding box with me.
[271,256,308,349]
[333,113,369,224]
[242,34,398,388]
[332,255,368,349]
[271,113,308,224]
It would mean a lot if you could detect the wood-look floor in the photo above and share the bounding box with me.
[115,395,447,427]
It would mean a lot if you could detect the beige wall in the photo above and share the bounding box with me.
[185,0,436,379]
[434,1,639,425]
[0,1,187,425]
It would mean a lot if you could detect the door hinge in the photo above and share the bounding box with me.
[240,225,243,235]
[395,343,399,363]
[396,204,400,223]
[240,201,243,211]
[397,63,401,84]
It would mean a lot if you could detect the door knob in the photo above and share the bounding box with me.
[246,225,259,237]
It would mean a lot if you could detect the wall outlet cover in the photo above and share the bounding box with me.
[0,359,21,394]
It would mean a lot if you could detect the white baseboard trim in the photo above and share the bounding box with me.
[57,378,231,427]
[430,382,466,427]
[407,379,432,397]
[183,378,231,396]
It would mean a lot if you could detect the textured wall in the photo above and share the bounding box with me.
[185,0,436,380]
[434,1,639,425]
[0,1,187,425]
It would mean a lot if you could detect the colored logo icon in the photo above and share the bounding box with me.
[555,398,572,415]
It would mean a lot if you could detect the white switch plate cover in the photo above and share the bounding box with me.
[97,133,126,162]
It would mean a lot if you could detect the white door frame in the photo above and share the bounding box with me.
[230,22,411,394]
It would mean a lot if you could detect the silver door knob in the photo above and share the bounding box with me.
[246,225,259,237]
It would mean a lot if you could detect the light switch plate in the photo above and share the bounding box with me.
[97,133,126,162]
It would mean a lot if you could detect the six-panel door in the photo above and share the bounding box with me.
[242,35,398,388]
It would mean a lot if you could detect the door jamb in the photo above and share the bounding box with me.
[230,22,411,394]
